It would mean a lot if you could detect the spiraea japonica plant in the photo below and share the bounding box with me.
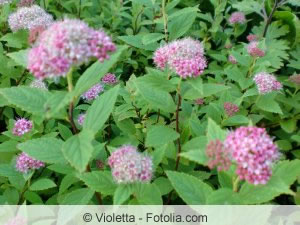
[0,0,299,206]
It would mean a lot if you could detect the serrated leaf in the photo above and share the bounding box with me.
[0,86,50,115]
[256,94,283,114]
[30,178,56,191]
[7,49,28,67]
[62,130,94,172]
[280,119,297,133]
[60,188,94,204]
[118,35,157,51]
[113,185,133,205]
[135,80,176,113]
[83,85,119,134]
[79,171,117,195]
[142,33,165,45]
[145,125,179,147]
[133,183,163,205]
[18,137,66,164]
[207,118,227,142]
[166,171,213,204]
[202,83,231,97]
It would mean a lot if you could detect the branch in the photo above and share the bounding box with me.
[263,0,279,37]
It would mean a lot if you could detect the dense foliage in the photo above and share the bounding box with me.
[0,0,300,205]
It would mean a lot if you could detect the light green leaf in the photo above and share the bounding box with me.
[222,115,249,126]
[202,84,231,97]
[0,140,18,153]
[256,94,283,114]
[168,9,197,40]
[62,130,94,172]
[60,188,94,204]
[207,188,241,204]
[135,81,176,113]
[18,137,66,164]
[207,118,227,142]
[83,85,119,134]
[280,119,297,133]
[7,49,28,67]
[142,33,165,45]
[180,150,208,166]
[79,171,117,195]
[133,183,163,205]
[166,171,213,204]
[113,185,133,205]
[145,125,179,147]
[0,86,50,115]
[30,178,56,191]
[118,35,157,51]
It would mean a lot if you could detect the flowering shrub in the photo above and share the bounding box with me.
[0,0,299,206]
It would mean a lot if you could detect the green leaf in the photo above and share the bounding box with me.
[166,171,213,204]
[18,137,66,164]
[136,74,176,92]
[153,177,173,195]
[0,86,50,115]
[0,140,18,153]
[60,188,94,204]
[239,160,300,204]
[62,130,94,172]
[74,46,126,97]
[180,150,208,166]
[280,119,297,133]
[24,191,43,204]
[288,0,300,6]
[30,178,57,191]
[145,125,179,147]
[133,183,163,205]
[207,188,241,204]
[83,85,119,134]
[7,49,28,67]
[135,81,176,113]
[142,33,165,45]
[118,35,157,51]
[59,174,79,195]
[207,118,227,142]
[79,171,117,195]
[58,123,73,141]
[222,115,249,126]
[202,84,231,97]
[256,94,283,114]
[168,8,197,40]
[152,145,167,169]
[113,185,133,205]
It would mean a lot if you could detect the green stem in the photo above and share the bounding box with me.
[247,57,257,78]
[66,69,78,134]
[233,176,240,192]
[162,0,168,42]
[175,78,182,171]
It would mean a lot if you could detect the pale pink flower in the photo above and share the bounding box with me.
[253,72,282,94]
[81,83,104,101]
[195,98,204,105]
[108,145,153,184]
[153,37,207,79]
[18,0,35,7]
[13,118,33,136]
[247,34,258,42]
[206,140,232,171]
[247,41,265,57]
[224,102,239,116]
[224,126,279,185]
[289,74,300,86]
[8,5,53,32]
[228,55,237,64]
[28,19,116,80]
[77,113,85,126]
[30,79,47,89]
[102,73,118,85]
[229,12,246,25]
[16,152,45,173]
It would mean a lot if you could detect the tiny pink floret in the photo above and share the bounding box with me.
[253,72,282,94]
[16,152,45,173]
[13,118,33,136]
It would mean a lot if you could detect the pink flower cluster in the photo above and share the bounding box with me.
[28,19,116,80]
[0,0,12,5]
[289,74,300,86]
[253,72,282,94]
[153,37,207,79]
[16,152,45,173]
[228,55,237,64]
[81,83,104,101]
[194,98,204,105]
[8,5,53,32]
[228,12,246,25]
[13,118,33,136]
[102,73,118,85]
[18,0,35,7]
[108,145,153,184]
[77,113,85,126]
[30,79,47,89]
[247,34,258,42]
[247,41,265,57]
[224,127,279,185]
[224,102,239,117]
[206,140,232,171]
